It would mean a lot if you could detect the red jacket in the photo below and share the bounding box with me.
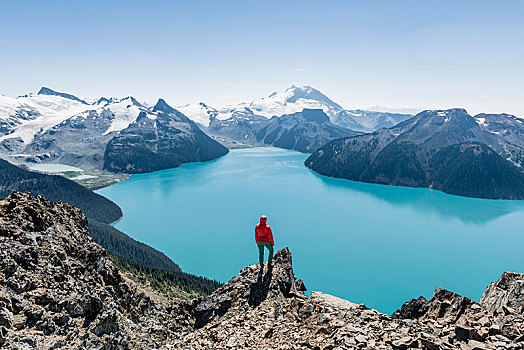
[255,216,274,246]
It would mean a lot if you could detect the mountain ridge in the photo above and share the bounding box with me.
[179,85,414,133]
[306,108,524,199]
[0,91,229,173]
[37,87,88,105]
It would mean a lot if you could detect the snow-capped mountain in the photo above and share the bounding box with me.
[179,85,412,134]
[247,85,344,119]
[4,86,521,176]
[104,99,228,173]
[19,96,152,168]
[0,89,92,145]
[177,85,343,128]
[0,88,228,172]
[0,88,150,149]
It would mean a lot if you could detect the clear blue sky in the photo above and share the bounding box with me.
[1,0,524,116]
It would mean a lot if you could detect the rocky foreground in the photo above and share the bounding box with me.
[1,192,524,349]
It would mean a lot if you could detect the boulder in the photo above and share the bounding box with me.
[393,296,428,319]
[426,287,477,322]
[480,272,524,313]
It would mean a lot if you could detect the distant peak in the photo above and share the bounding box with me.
[428,108,468,115]
[153,98,175,114]
[126,96,141,106]
[286,85,313,92]
[283,85,343,109]
[37,86,57,95]
[37,87,87,104]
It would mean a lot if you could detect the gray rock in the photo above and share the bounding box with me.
[420,337,441,350]
[0,325,7,346]
[393,296,428,319]
[463,340,487,350]
[0,307,12,328]
[480,272,524,313]
[93,309,121,336]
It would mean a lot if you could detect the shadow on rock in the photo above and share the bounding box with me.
[248,266,273,308]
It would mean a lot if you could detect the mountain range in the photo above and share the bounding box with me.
[2,86,524,199]
[177,85,413,133]
[306,108,524,199]
[0,85,412,174]
[207,108,360,153]
[0,88,228,174]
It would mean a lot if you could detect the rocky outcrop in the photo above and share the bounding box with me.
[392,277,524,349]
[480,271,524,313]
[3,191,524,349]
[0,192,192,349]
[176,261,524,350]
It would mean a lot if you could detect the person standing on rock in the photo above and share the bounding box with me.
[255,215,274,270]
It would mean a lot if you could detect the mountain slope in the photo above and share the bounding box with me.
[207,108,360,153]
[428,142,524,199]
[87,220,182,272]
[306,109,524,199]
[0,158,122,223]
[474,113,524,167]
[176,102,218,127]
[103,99,229,173]
[254,108,360,153]
[206,107,270,148]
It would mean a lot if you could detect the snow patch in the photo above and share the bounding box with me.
[102,97,143,135]
[29,163,83,173]
[0,94,92,143]
[475,117,488,126]
[176,103,217,127]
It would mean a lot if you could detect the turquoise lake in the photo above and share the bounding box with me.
[97,147,524,314]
